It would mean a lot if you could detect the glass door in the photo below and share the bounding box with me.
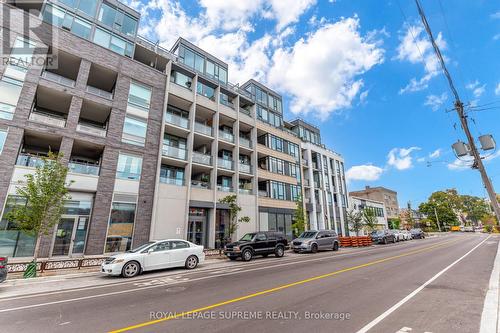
[52,217,77,256]
[187,220,205,247]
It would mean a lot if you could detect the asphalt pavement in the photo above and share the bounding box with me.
[0,233,497,333]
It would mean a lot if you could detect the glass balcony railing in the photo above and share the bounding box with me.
[192,152,212,165]
[86,85,114,100]
[239,107,251,117]
[191,180,210,189]
[258,190,269,197]
[220,97,234,109]
[68,161,100,176]
[217,185,233,192]
[160,177,184,186]
[218,158,234,170]
[165,112,189,129]
[77,122,107,137]
[239,137,252,148]
[117,171,141,181]
[239,163,251,174]
[16,153,45,168]
[219,131,234,143]
[194,122,213,136]
[29,110,66,128]
[239,188,253,195]
[163,145,187,160]
[41,71,76,87]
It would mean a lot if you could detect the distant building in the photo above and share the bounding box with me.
[399,208,426,229]
[349,186,399,219]
[349,196,388,235]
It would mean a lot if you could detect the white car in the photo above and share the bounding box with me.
[400,230,412,240]
[390,229,403,242]
[101,239,205,278]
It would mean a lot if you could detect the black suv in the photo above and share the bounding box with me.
[224,231,288,261]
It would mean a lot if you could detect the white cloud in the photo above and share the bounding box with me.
[359,90,369,104]
[448,150,500,171]
[346,165,384,182]
[495,82,500,96]
[396,23,446,94]
[466,80,486,98]
[424,92,447,111]
[429,149,441,159]
[387,147,420,170]
[268,17,385,119]
[268,0,316,31]
[417,157,426,163]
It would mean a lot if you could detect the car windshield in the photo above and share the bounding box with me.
[372,230,384,235]
[127,242,155,253]
[299,231,318,238]
[240,233,256,241]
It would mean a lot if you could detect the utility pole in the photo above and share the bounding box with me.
[433,207,442,232]
[414,0,500,221]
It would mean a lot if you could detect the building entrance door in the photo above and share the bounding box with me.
[188,207,208,247]
[52,217,77,257]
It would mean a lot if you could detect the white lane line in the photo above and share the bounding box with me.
[0,238,459,313]
[480,236,500,333]
[356,235,491,333]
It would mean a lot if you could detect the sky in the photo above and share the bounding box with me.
[124,0,500,208]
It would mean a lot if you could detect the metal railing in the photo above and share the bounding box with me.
[194,122,213,136]
[218,158,234,170]
[219,131,234,143]
[77,122,106,137]
[191,180,210,189]
[239,137,252,148]
[239,163,251,174]
[192,151,212,165]
[16,153,45,168]
[29,110,66,128]
[217,185,233,192]
[68,161,100,176]
[41,71,76,87]
[162,145,187,160]
[86,85,114,100]
[160,177,185,186]
[165,112,189,129]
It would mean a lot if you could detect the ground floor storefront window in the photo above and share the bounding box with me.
[105,202,136,253]
[187,207,208,247]
[215,209,229,249]
[0,196,35,257]
[259,210,293,240]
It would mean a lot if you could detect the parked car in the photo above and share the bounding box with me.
[370,230,396,244]
[400,230,412,240]
[224,231,288,261]
[410,228,425,239]
[292,230,339,253]
[101,239,205,278]
[0,256,7,283]
[390,229,403,242]
[464,226,474,232]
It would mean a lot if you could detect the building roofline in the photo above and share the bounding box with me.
[169,37,228,69]
[241,79,282,99]
[350,196,386,206]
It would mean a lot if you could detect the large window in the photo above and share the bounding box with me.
[128,81,152,112]
[0,196,36,257]
[160,165,185,186]
[42,4,92,40]
[197,81,215,100]
[177,45,228,84]
[59,0,98,17]
[93,28,133,57]
[105,202,136,252]
[116,153,142,180]
[0,78,23,120]
[170,70,192,89]
[122,116,147,146]
[98,3,138,37]
[0,129,7,153]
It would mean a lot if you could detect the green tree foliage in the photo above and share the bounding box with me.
[347,209,364,236]
[388,218,401,230]
[6,152,72,261]
[363,209,378,232]
[218,194,250,242]
[292,195,307,237]
[460,195,490,224]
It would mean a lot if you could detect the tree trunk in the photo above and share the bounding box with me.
[32,234,42,262]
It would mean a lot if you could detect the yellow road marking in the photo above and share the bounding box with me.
[109,237,464,333]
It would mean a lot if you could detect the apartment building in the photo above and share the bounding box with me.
[349,196,388,235]
[287,119,348,236]
[349,186,400,219]
[0,0,345,259]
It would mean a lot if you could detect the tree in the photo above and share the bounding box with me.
[419,190,460,227]
[218,195,250,243]
[460,195,490,225]
[292,195,307,237]
[347,209,364,236]
[6,152,72,277]
[363,209,378,232]
[388,218,401,230]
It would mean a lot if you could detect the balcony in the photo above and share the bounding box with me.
[218,158,234,170]
[239,188,253,195]
[219,131,234,143]
[41,71,76,88]
[258,190,269,197]
[192,152,212,166]
[240,107,251,117]
[77,122,107,137]
[29,109,66,128]
[165,112,189,129]
[217,185,234,192]
[302,159,309,166]
[16,153,45,168]
[191,180,210,189]
[239,136,252,148]
[68,161,100,176]
[304,179,311,187]
[239,163,252,174]
[194,122,213,136]
[163,145,187,160]
[160,177,185,186]
[220,96,234,109]
[86,86,114,100]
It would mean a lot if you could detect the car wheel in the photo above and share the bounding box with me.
[242,249,253,261]
[333,242,339,251]
[275,246,285,258]
[383,238,388,245]
[121,261,140,278]
[185,255,199,269]
[311,244,318,253]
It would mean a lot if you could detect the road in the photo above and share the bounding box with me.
[0,233,497,333]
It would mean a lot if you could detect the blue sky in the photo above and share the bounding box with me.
[125,0,500,208]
